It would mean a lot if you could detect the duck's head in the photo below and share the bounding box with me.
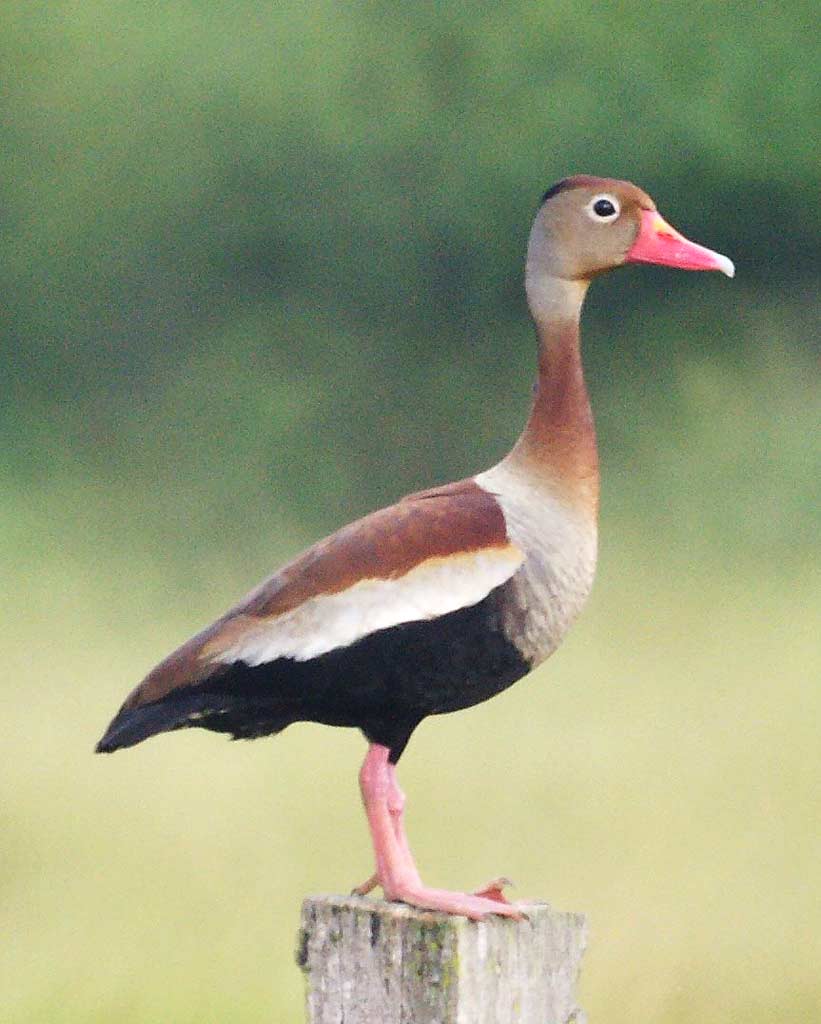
[526,175,734,317]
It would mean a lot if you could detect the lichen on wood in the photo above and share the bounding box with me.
[297,894,586,1024]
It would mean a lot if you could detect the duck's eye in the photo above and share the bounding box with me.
[587,194,621,222]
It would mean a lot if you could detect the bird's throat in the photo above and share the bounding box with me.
[509,277,599,515]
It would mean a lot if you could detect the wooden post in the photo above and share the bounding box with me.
[296,895,587,1024]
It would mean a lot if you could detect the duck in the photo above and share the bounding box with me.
[96,175,734,920]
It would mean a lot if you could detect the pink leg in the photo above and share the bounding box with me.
[353,766,513,901]
[352,764,413,896]
[353,743,523,921]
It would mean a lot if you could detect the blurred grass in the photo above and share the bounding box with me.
[2,344,819,1023]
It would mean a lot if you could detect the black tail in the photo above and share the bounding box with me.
[95,683,294,753]
[95,696,204,753]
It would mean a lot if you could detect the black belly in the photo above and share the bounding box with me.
[109,588,531,761]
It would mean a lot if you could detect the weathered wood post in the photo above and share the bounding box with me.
[297,895,587,1024]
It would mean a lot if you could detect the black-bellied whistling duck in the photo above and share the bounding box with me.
[97,176,733,919]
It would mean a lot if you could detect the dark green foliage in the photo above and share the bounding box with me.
[2,2,817,542]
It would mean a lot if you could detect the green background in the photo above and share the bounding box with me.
[3,3,818,1021]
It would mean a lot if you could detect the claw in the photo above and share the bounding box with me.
[473,876,515,904]
[351,873,379,897]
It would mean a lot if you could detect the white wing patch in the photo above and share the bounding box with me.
[206,547,523,666]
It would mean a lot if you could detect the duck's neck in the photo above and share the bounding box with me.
[505,276,599,515]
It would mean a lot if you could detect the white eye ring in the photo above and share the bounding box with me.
[586,194,621,222]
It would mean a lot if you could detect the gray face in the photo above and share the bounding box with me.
[529,176,657,281]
